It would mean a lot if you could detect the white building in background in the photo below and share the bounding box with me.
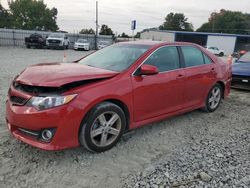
[141,30,250,55]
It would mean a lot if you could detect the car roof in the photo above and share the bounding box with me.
[117,40,202,48]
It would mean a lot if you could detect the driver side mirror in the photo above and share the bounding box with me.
[137,64,159,76]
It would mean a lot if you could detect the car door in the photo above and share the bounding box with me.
[132,46,185,122]
[180,46,216,108]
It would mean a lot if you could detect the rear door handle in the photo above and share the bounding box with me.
[211,68,215,71]
[176,74,184,79]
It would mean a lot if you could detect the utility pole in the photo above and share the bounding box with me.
[95,1,98,50]
[212,10,216,32]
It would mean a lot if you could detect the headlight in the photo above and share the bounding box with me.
[27,94,77,110]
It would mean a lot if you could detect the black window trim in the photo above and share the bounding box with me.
[202,53,213,65]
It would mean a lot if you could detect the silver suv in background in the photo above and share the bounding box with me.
[74,39,90,51]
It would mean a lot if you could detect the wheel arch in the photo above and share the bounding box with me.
[104,99,130,131]
[79,98,131,134]
[216,81,225,99]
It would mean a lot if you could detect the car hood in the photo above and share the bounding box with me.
[47,37,63,40]
[16,63,119,87]
[232,62,250,76]
[75,42,89,45]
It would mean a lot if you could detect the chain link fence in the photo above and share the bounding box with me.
[0,28,113,49]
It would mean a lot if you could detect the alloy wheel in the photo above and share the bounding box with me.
[208,87,221,109]
[90,111,122,147]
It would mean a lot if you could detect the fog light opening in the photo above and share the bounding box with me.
[41,129,53,141]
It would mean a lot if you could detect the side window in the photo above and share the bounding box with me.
[144,46,180,72]
[203,54,212,64]
[181,46,205,67]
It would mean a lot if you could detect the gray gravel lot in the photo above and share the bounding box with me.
[0,47,249,188]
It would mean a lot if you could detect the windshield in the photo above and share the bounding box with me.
[238,52,250,63]
[79,43,150,72]
[77,39,88,43]
[49,33,64,38]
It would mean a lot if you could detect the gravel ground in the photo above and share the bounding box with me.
[0,47,249,188]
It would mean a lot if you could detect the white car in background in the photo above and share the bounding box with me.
[46,33,69,49]
[98,41,110,50]
[206,46,224,57]
[74,39,90,51]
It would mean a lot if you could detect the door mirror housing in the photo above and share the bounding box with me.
[138,64,159,75]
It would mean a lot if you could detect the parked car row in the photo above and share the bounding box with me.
[24,33,111,50]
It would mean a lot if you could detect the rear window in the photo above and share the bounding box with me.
[181,46,205,67]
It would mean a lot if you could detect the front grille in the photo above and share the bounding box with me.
[48,39,60,44]
[13,82,61,95]
[10,96,28,105]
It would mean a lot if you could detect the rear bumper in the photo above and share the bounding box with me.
[224,77,232,98]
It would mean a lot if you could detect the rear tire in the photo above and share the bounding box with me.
[202,84,222,112]
[79,102,126,152]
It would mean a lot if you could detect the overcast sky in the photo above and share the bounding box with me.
[2,0,250,34]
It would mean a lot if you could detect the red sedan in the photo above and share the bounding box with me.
[6,41,232,152]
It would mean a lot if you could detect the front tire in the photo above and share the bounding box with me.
[203,84,222,112]
[79,102,126,152]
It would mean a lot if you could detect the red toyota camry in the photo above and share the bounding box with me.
[6,41,232,152]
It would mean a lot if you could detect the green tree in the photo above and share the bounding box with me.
[159,12,193,31]
[197,9,250,34]
[0,4,12,28]
[120,32,129,38]
[134,32,141,38]
[99,24,114,36]
[79,28,95,34]
[8,0,59,31]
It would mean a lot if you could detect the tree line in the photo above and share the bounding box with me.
[0,0,58,31]
[1,0,249,36]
